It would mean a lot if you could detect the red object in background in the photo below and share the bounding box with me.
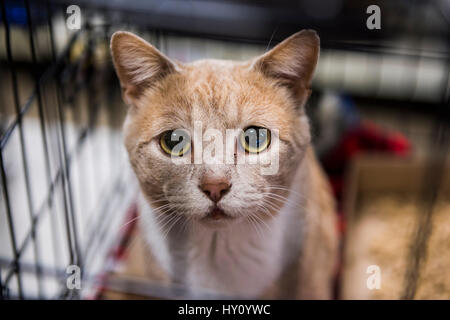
[322,120,411,211]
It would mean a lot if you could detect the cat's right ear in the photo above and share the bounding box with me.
[110,31,178,107]
[251,30,320,105]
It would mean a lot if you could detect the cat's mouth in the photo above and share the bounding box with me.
[203,206,233,221]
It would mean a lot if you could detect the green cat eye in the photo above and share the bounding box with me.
[160,129,191,156]
[239,126,271,154]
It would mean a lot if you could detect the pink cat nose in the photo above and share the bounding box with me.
[200,177,231,203]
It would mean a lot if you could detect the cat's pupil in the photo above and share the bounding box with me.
[165,131,185,149]
[245,127,267,148]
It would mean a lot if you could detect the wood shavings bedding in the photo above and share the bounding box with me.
[342,196,450,299]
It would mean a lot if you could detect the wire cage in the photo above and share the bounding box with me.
[0,0,449,300]
[0,0,141,299]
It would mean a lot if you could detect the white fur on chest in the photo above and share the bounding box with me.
[185,215,286,297]
[138,188,304,298]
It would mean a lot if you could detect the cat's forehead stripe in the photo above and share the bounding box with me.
[186,62,241,128]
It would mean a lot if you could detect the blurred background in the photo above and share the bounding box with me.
[0,0,449,299]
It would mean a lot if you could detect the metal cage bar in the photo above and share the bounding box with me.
[0,0,135,299]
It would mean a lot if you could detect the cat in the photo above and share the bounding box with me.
[110,30,338,299]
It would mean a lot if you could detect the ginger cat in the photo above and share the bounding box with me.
[110,30,338,299]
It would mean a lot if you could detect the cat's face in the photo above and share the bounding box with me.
[111,30,319,227]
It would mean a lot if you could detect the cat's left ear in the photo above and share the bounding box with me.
[251,30,320,104]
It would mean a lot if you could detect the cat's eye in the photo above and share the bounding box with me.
[160,129,191,156]
[239,126,271,154]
